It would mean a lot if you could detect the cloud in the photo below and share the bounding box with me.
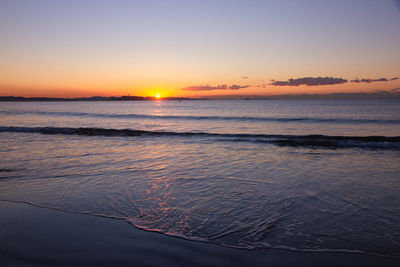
[181,85,227,91]
[351,78,388,83]
[229,84,249,89]
[181,84,249,91]
[269,90,400,100]
[270,77,347,86]
[181,76,398,92]
[351,77,399,83]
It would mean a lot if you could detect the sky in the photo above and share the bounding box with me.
[1,0,400,98]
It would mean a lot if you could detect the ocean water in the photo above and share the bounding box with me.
[0,99,400,257]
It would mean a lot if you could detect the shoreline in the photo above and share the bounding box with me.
[1,200,399,266]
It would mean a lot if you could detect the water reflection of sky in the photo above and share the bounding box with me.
[0,131,399,255]
[1,100,400,136]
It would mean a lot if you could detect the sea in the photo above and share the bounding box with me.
[0,99,399,257]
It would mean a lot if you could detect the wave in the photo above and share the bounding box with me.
[1,126,399,149]
[2,110,400,124]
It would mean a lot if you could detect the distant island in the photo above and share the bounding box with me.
[0,96,193,101]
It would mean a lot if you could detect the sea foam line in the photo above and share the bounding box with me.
[0,198,398,259]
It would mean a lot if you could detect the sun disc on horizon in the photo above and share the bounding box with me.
[156,93,161,99]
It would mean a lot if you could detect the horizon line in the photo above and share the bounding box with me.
[1,90,400,101]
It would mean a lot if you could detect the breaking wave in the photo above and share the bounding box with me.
[1,126,399,149]
[2,110,400,124]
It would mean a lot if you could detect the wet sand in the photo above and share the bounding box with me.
[0,200,399,266]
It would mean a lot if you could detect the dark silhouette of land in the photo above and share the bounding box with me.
[0,96,192,101]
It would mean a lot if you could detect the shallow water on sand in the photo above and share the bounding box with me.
[0,100,399,257]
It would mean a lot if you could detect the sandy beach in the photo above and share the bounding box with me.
[0,200,398,266]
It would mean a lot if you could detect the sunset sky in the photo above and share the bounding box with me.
[1,0,400,98]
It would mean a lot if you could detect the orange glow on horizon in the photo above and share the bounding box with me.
[1,79,399,98]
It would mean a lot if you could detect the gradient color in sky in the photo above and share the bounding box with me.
[1,0,399,97]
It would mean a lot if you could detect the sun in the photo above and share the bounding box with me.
[155,93,161,99]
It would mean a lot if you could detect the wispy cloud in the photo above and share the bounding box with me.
[270,77,347,86]
[241,76,249,79]
[181,84,249,91]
